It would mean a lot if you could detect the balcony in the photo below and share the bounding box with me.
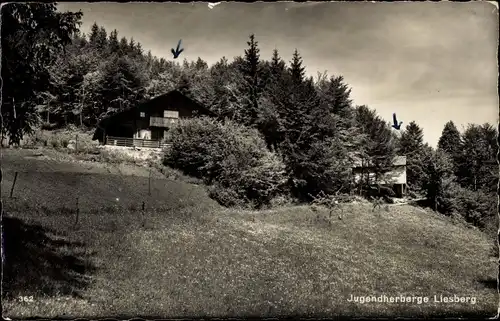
[149,116,178,128]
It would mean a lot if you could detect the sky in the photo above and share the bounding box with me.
[57,2,499,147]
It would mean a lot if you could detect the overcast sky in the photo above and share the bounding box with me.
[57,2,499,147]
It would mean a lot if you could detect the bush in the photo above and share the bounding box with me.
[164,117,288,208]
[285,137,353,201]
[216,151,288,208]
[453,188,496,230]
[438,182,496,230]
[21,127,97,152]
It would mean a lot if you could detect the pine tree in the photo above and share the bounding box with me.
[422,148,455,212]
[135,42,143,57]
[238,34,262,127]
[354,105,397,187]
[400,121,424,155]
[88,22,100,44]
[195,57,208,71]
[270,49,286,78]
[399,121,426,191]
[315,73,355,136]
[99,55,147,113]
[258,49,287,152]
[437,121,462,163]
[326,76,352,119]
[458,123,498,192]
[277,50,339,199]
[118,37,129,56]
[177,72,192,97]
[128,37,136,56]
[96,27,108,51]
[108,29,120,54]
[289,49,306,87]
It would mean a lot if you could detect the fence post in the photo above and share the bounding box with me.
[148,169,152,196]
[9,172,18,198]
[75,134,78,151]
[74,197,80,228]
[141,201,145,227]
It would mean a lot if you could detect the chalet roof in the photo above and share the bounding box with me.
[393,155,407,166]
[351,155,407,168]
[92,90,216,140]
[97,90,216,127]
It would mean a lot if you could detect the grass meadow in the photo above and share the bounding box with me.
[1,148,497,319]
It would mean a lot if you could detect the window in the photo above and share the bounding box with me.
[164,110,179,118]
[140,112,146,118]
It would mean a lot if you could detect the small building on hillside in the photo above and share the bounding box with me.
[92,90,216,148]
[351,155,407,197]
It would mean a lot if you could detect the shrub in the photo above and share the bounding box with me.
[215,151,288,208]
[438,182,496,230]
[285,137,353,201]
[50,138,60,149]
[40,122,58,130]
[164,117,288,208]
[20,126,97,152]
[453,187,496,229]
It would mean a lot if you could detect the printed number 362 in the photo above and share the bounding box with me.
[18,296,34,302]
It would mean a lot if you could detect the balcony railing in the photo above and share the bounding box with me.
[106,136,170,149]
[149,116,178,128]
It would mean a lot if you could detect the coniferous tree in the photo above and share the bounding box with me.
[135,42,143,57]
[195,57,208,71]
[317,75,353,121]
[422,148,455,212]
[354,105,397,187]
[270,49,286,78]
[96,26,108,52]
[177,71,193,97]
[107,29,120,55]
[128,38,136,57]
[399,121,427,192]
[88,22,100,44]
[458,123,497,192]
[99,55,147,113]
[118,37,129,56]
[238,34,262,127]
[437,121,462,176]
[277,50,342,199]
[257,49,287,151]
[438,121,462,156]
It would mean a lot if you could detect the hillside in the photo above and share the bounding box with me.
[1,148,497,319]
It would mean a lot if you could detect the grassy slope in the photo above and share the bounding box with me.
[1,148,497,318]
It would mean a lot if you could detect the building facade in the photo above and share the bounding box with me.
[351,155,407,197]
[92,90,216,148]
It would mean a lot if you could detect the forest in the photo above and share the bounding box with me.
[1,3,497,236]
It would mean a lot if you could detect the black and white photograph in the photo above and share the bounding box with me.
[1,1,498,319]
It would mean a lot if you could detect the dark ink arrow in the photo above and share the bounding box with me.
[392,113,403,130]
[171,39,184,59]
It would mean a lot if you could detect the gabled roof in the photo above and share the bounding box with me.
[97,90,216,127]
[92,90,216,140]
[392,155,407,166]
[351,155,407,168]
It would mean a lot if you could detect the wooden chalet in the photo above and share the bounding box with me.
[351,155,407,197]
[92,90,216,148]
